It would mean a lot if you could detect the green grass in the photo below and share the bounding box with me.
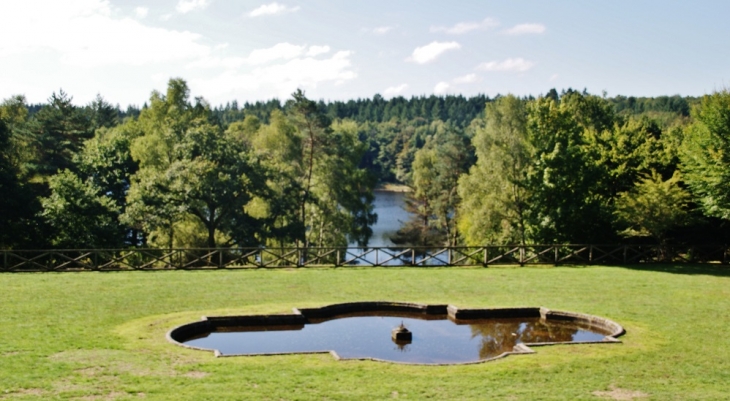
[1,265,729,400]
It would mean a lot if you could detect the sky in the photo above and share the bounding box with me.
[1,0,729,107]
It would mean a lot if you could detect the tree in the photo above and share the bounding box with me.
[40,170,123,248]
[614,170,690,246]
[525,95,609,243]
[0,99,45,248]
[285,90,376,247]
[458,95,531,245]
[86,94,119,130]
[27,90,93,179]
[125,79,267,249]
[680,90,730,220]
[399,122,471,246]
[0,119,27,248]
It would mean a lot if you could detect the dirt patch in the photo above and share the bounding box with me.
[75,367,103,377]
[593,386,649,400]
[183,371,209,379]
[74,391,126,401]
[49,350,175,377]
[0,388,46,399]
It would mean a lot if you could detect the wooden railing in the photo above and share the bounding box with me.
[1,244,727,272]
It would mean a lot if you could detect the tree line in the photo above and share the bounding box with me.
[1,78,727,250]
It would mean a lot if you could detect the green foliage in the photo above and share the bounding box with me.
[39,122,140,248]
[397,122,472,246]
[526,95,609,243]
[586,117,676,200]
[0,119,26,248]
[610,94,695,117]
[0,100,45,248]
[680,90,730,220]
[614,171,691,243]
[26,90,93,179]
[40,169,123,248]
[1,81,719,248]
[124,79,267,248]
[458,95,531,245]
[254,90,376,248]
[86,94,120,130]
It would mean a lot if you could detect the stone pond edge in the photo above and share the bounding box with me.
[165,301,626,366]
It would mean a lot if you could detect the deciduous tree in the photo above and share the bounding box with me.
[680,90,730,220]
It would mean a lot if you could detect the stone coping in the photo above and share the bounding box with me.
[167,301,625,365]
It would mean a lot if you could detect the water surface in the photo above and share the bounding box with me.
[364,190,411,248]
[184,315,608,364]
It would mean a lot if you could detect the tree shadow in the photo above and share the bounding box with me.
[608,263,730,278]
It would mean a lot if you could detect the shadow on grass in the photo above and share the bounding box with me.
[608,263,730,277]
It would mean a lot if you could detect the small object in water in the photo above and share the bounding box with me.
[392,321,412,342]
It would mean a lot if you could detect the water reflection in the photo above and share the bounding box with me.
[364,190,411,248]
[183,315,608,364]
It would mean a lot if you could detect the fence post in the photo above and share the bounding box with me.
[519,245,525,266]
[483,247,488,267]
[589,245,593,265]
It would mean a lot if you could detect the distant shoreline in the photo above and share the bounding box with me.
[374,183,411,193]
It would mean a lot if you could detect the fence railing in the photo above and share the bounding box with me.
[1,244,727,272]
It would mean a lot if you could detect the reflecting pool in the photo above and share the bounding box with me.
[182,313,610,364]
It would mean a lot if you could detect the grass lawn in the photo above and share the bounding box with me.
[1,265,729,400]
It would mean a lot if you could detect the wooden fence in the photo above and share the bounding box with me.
[1,244,727,272]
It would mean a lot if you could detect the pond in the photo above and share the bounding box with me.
[170,303,624,365]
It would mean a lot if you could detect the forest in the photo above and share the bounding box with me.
[1,78,728,250]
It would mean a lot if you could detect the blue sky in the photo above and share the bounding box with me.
[1,0,728,107]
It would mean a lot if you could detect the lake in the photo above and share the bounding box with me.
[361,190,411,247]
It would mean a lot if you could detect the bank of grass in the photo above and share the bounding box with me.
[1,265,729,400]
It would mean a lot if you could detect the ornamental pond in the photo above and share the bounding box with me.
[168,302,624,365]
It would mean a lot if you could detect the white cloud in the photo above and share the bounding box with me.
[248,2,300,17]
[431,18,499,34]
[0,0,210,68]
[247,42,306,64]
[188,43,334,69]
[477,58,535,72]
[373,26,393,35]
[408,41,461,64]
[192,50,356,101]
[383,84,407,97]
[550,73,559,82]
[503,23,546,35]
[176,0,210,14]
[306,45,331,57]
[0,0,355,106]
[134,7,148,18]
[453,73,480,84]
[434,81,452,95]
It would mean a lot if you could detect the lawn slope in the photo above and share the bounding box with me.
[1,265,729,400]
